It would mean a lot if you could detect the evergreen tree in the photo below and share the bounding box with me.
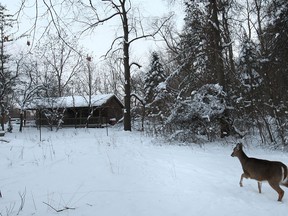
[144,51,168,126]
[262,0,288,109]
[0,4,15,131]
[144,52,166,105]
[165,0,233,138]
[256,0,288,146]
[173,0,209,97]
[237,35,261,110]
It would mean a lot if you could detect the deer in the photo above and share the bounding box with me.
[231,143,288,202]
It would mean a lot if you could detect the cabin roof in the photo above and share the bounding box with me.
[25,94,124,110]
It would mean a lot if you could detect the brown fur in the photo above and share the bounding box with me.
[231,143,288,201]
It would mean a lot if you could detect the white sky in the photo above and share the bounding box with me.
[1,0,184,65]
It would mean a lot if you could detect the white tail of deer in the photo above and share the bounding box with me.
[231,143,288,201]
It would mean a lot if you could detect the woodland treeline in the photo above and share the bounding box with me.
[1,0,288,147]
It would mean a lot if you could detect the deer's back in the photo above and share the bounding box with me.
[243,157,286,182]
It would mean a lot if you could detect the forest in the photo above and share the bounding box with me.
[0,0,288,148]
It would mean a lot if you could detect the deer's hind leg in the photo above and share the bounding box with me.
[258,181,262,193]
[268,181,284,202]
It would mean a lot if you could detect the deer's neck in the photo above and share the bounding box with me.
[238,150,249,165]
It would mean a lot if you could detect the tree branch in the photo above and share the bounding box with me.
[43,202,76,213]
[129,62,141,69]
[104,36,124,58]
[128,13,174,45]
[81,12,121,34]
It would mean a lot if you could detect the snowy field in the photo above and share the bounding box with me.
[1,126,288,216]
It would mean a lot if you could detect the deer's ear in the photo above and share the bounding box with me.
[236,143,243,149]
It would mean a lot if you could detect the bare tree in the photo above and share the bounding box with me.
[15,54,45,131]
[38,32,82,97]
[12,0,172,131]
[100,52,125,97]
[71,0,172,131]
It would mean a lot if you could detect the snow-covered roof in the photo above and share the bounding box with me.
[25,94,123,109]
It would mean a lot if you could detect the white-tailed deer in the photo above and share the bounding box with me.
[231,143,288,201]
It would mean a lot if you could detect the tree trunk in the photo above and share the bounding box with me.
[122,3,131,131]
[19,111,24,132]
[209,0,230,137]
[209,0,225,89]
[0,105,5,131]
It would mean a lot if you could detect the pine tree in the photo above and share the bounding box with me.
[166,0,232,138]
[262,0,288,108]
[144,52,166,105]
[237,35,261,108]
[171,0,209,97]
[143,51,168,125]
[171,0,229,96]
[258,0,288,146]
[0,4,15,131]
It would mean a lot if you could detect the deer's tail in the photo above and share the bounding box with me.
[281,165,288,186]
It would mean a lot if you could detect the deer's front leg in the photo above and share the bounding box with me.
[240,173,249,187]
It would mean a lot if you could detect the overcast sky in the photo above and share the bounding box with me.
[2,0,184,65]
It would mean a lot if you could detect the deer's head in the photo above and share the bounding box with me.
[231,143,243,157]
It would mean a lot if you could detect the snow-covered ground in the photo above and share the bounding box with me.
[0,126,288,216]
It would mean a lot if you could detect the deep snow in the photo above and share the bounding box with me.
[0,126,288,216]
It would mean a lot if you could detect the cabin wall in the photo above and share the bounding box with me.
[34,97,123,128]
